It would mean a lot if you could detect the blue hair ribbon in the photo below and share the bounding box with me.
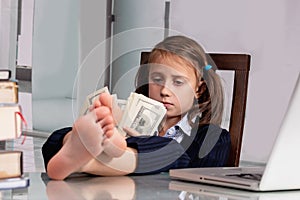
[204,64,212,71]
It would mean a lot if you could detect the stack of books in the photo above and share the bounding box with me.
[0,69,29,190]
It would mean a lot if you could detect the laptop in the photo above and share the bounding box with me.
[170,73,300,191]
[169,180,300,200]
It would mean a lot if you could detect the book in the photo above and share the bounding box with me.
[0,69,11,81]
[0,80,18,103]
[0,104,23,141]
[0,177,29,190]
[0,71,27,190]
[0,151,23,179]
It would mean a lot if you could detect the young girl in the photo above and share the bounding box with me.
[42,35,231,180]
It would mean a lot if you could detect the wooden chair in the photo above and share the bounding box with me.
[140,52,251,167]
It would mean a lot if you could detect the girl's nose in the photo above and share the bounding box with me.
[160,84,172,97]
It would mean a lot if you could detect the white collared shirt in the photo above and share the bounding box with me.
[158,114,192,143]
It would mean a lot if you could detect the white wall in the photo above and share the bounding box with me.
[31,0,109,132]
[0,0,18,77]
[17,0,34,67]
[111,0,167,99]
[170,0,300,162]
[32,0,79,132]
[77,0,108,114]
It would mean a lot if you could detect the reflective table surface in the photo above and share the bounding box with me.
[2,172,300,200]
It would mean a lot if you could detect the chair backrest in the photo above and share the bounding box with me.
[140,52,251,167]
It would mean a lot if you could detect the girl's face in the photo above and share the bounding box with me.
[148,56,200,122]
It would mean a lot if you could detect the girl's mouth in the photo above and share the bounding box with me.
[162,102,173,108]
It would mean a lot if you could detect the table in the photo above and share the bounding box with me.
[2,172,300,199]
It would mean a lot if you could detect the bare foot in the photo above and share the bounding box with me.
[97,93,127,158]
[47,106,111,180]
[46,93,126,180]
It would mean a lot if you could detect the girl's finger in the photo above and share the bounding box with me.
[123,126,141,137]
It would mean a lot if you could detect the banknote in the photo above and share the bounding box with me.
[116,99,127,111]
[118,93,166,136]
[80,87,166,137]
[79,86,110,116]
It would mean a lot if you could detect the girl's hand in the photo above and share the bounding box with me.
[123,126,141,137]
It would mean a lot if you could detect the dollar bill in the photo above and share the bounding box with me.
[80,87,166,137]
[79,86,110,116]
[118,93,166,136]
[116,99,127,111]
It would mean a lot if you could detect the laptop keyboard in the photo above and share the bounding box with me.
[226,173,262,181]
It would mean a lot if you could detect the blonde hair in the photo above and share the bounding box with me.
[135,35,224,126]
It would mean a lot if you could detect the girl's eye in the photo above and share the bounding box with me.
[174,79,184,86]
[151,76,164,84]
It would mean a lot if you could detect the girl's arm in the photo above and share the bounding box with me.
[183,124,231,168]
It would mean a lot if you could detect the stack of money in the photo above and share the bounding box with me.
[79,86,110,116]
[118,92,166,136]
[80,87,166,136]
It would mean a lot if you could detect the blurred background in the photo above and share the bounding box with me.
[1,0,299,163]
